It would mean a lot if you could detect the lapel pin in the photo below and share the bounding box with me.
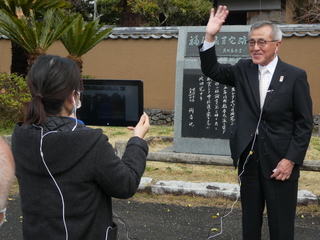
[279,76,284,82]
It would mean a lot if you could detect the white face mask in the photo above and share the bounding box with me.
[75,91,82,109]
[72,97,81,115]
[76,99,81,109]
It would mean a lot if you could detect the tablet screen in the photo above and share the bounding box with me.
[78,79,143,127]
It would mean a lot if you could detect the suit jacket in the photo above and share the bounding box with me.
[199,45,313,180]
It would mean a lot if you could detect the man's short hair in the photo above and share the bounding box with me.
[249,21,283,41]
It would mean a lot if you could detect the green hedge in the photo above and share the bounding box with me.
[0,73,31,129]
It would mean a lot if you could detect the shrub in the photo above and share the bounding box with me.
[82,74,96,79]
[0,73,31,129]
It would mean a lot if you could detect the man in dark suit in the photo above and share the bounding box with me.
[199,6,313,240]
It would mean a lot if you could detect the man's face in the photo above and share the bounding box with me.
[248,25,281,66]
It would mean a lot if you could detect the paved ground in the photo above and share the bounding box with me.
[1,194,319,240]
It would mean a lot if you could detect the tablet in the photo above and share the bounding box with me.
[78,79,144,127]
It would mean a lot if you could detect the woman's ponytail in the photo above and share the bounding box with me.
[24,94,47,126]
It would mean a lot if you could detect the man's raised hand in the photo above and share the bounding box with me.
[205,6,229,42]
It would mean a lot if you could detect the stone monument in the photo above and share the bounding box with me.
[174,26,250,155]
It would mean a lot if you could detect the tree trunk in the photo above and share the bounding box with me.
[10,42,29,77]
[67,55,83,73]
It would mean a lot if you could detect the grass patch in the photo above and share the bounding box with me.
[89,125,174,152]
[143,162,238,184]
[131,192,242,209]
[109,131,126,137]
[307,136,320,159]
[129,192,320,215]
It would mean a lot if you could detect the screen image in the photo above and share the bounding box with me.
[78,79,143,127]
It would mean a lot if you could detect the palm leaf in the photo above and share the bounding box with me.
[35,10,81,52]
[27,0,72,17]
[60,17,113,58]
[0,8,81,63]
[0,0,18,15]
[0,8,34,52]
[0,0,71,17]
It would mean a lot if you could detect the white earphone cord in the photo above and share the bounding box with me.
[207,109,263,239]
[39,127,69,240]
[32,110,78,240]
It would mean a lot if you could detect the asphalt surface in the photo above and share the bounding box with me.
[1,194,319,240]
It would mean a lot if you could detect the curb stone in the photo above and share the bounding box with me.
[138,177,318,205]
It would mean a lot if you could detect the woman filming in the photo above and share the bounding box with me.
[11,54,150,240]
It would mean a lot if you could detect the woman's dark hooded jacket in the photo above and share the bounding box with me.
[11,117,148,240]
